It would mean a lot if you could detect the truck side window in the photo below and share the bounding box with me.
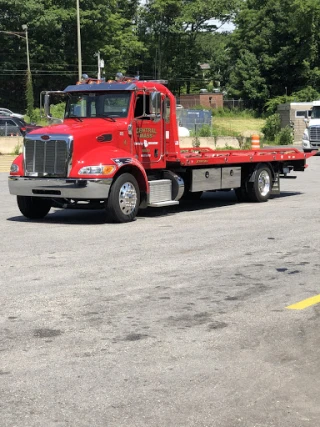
[134,95,143,117]
[164,98,170,123]
[134,95,150,119]
[313,108,320,119]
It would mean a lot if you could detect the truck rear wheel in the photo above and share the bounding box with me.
[17,196,52,219]
[105,173,140,223]
[247,166,272,202]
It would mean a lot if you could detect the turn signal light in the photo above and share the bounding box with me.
[78,165,116,175]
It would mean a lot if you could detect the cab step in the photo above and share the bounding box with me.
[148,179,178,207]
[149,200,179,207]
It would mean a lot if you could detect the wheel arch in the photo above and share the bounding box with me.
[112,164,149,206]
[248,162,274,182]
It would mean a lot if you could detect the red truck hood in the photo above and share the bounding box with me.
[29,118,127,139]
[27,119,129,162]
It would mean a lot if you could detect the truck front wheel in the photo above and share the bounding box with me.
[105,173,140,223]
[17,196,52,219]
[248,166,272,202]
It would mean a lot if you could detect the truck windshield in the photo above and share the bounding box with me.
[65,92,131,119]
[311,107,320,119]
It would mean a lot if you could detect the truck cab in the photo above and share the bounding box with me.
[302,100,320,152]
[9,75,185,222]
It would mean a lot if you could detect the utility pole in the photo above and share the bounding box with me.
[21,25,30,75]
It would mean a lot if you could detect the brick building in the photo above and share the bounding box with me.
[178,92,223,109]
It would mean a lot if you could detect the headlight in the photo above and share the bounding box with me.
[302,130,309,141]
[10,164,19,173]
[78,165,116,175]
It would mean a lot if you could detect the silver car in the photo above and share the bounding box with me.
[0,108,24,120]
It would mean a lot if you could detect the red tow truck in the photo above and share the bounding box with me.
[8,74,315,223]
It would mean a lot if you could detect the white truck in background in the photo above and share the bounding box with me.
[302,100,320,152]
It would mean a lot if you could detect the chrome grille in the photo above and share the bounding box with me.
[309,126,320,142]
[24,136,71,176]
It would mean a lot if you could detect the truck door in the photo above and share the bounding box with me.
[132,92,166,169]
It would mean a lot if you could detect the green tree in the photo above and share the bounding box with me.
[228,49,269,110]
[196,32,233,93]
[228,0,320,110]
[137,0,240,94]
[0,0,143,112]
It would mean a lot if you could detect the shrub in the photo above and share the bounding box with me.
[198,124,212,137]
[51,102,66,119]
[264,96,294,115]
[275,126,293,145]
[190,124,212,137]
[261,113,281,142]
[25,102,66,125]
[25,108,41,124]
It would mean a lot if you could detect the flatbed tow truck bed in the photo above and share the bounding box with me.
[179,147,315,167]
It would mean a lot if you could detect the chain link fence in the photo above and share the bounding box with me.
[177,109,212,134]
[223,99,244,109]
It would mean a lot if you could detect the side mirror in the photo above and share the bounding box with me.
[149,92,161,115]
[44,94,51,117]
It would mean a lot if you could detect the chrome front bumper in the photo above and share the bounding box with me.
[8,176,112,199]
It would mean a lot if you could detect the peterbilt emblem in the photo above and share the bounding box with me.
[112,158,132,166]
[41,135,50,140]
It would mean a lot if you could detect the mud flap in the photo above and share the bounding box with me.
[271,172,280,195]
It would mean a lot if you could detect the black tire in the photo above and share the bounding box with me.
[106,173,140,223]
[17,196,51,219]
[247,166,272,202]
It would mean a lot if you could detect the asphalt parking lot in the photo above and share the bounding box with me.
[1,155,320,427]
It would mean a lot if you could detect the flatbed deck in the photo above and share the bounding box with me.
[179,147,315,166]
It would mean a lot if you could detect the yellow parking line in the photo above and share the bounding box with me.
[286,295,320,310]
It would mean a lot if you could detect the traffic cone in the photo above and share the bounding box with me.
[251,134,260,150]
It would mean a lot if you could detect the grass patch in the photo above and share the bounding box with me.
[213,117,266,136]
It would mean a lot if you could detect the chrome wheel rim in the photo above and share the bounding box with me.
[119,182,137,215]
[258,170,271,196]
